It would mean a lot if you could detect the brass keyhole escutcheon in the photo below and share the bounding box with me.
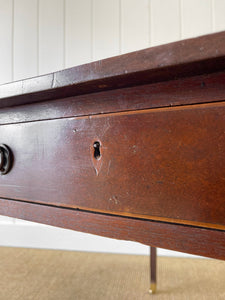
[0,144,13,175]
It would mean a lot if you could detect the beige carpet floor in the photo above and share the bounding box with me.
[0,247,224,300]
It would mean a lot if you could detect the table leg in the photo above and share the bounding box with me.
[149,246,157,294]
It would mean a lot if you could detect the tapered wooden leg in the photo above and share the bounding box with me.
[149,246,157,294]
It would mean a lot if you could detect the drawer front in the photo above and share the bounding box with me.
[0,102,225,227]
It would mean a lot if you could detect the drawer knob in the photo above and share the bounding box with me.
[0,144,13,175]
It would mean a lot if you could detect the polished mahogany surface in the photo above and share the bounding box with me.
[0,31,224,259]
[1,31,225,108]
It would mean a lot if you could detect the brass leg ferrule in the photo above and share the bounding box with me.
[149,283,157,294]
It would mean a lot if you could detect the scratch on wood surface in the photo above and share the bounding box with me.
[107,160,111,175]
[101,118,110,137]
[92,156,103,176]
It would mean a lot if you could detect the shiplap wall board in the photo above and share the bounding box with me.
[14,0,38,81]
[151,0,180,46]
[39,0,65,74]
[93,0,120,60]
[65,0,92,67]
[0,0,13,84]
[121,0,150,53]
[181,0,212,38]
[0,0,224,255]
[214,0,225,31]
[1,0,225,84]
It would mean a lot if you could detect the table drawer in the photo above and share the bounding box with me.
[0,102,225,228]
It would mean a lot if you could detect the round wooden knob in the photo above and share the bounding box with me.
[0,144,13,175]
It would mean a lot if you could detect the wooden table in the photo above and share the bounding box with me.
[0,31,224,291]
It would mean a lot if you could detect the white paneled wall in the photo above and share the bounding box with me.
[65,0,92,67]
[150,0,180,45]
[0,0,13,84]
[39,0,65,74]
[214,0,225,31]
[0,0,224,255]
[181,0,212,38]
[121,0,150,53]
[14,0,38,80]
[1,0,225,84]
[93,0,120,60]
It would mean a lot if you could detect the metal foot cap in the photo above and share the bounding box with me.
[149,283,156,294]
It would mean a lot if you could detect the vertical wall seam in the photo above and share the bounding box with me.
[119,0,122,54]
[63,0,66,68]
[148,0,151,46]
[178,0,182,40]
[91,0,94,61]
[149,0,153,46]
[211,0,215,32]
[37,0,39,75]
[180,0,183,39]
[11,0,14,81]
[11,0,15,225]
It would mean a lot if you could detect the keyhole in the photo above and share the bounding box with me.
[93,141,101,160]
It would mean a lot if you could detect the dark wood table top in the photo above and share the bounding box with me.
[1,30,225,108]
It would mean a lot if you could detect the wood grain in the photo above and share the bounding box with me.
[0,198,224,260]
[0,71,225,126]
[1,31,225,108]
[0,102,225,228]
